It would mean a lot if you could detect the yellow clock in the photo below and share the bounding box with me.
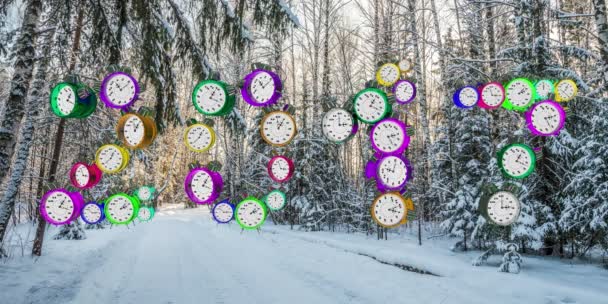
[376,63,401,87]
[95,144,130,173]
[400,197,415,224]
[116,113,157,149]
[184,123,216,152]
[370,192,407,228]
[554,79,578,102]
[260,110,297,147]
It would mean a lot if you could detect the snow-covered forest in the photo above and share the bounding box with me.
[1,0,608,302]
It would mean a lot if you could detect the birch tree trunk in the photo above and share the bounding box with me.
[593,0,608,94]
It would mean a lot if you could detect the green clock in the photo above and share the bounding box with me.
[134,186,155,201]
[503,78,535,111]
[264,189,287,211]
[353,88,391,124]
[104,193,140,225]
[192,79,236,116]
[497,143,537,179]
[50,82,97,118]
[235,197,268,230]
[535,79,554,100]
[137,206,155,222]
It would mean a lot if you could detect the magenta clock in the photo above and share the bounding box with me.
[100,71,140,110]
[184,167,224,204]
[478,82,505,109]
[69,162,102,189]
[241,69,283,107]
[267,155,295,183]
[366,154,412,192]
[370,118,410,155]
[39,189,84,225]
[525,100,566,136]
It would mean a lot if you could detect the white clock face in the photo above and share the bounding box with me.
[506,80,534,108]
[186,125,213,151]
[372,120,405,153]
[56,85,76,115]
[73,164,90,187]
[83,204,102,223]
[249,72,276,103]
[373,193,406,227]
[190,171,214,201]
[236,200,265,228]
[459,87,479,107]
[44,191,76,223]
[556,80,576,101]
[535,80,553,99]
[501,145,533,178]
[138,208,152,221]
[354,90,388,123]
[107,195,135,223]
[266,192,286,210]
[213,203,234,222]
[97,146,124,172]
[481,83,504,107]
[530,102,563,134]
[322,109,354,142]
[378,156,408,188]
[270,157,291,181]
[487,191,521,226]
[378,65,400,84]
[123,115,145,147]
[104,74,137,106]
[398,59,411,72]
[137,187,152,200]
[195,83,226,113]
[395,81,415,103]
[262,112,296,146]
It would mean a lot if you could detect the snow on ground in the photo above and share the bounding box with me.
[1,207,607,304]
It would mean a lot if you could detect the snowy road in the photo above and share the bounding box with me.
[2,208,607,304]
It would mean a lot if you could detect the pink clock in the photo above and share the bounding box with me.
[478,82,505,109]
[69,162,102,189]
[267,155,295,183]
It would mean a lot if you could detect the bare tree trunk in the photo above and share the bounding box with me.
[593,0,608,95]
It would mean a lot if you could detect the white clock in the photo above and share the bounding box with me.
[55,85,76,115]
[486,191,521,226]
[371,192,407,228]
[260,111,297,147]
[322,108,357,143]
[190,170,214,202]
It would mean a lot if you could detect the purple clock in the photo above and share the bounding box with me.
[100,71,140,110]
[365,154,413,192]
[80,201,105,225]
[39,189,85,225]
[525,100,566,136]
[370,118,410,155]
[392,80,416,104]
[241,69,283,107]
[184,167,224,204]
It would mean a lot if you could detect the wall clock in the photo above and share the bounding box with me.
[478,82,505,109]
[104,193,140,225]
[267,155,295,183]
[137,206,155,222]
[183,122,216,152]
[235,197,268,230]
[554,79,578,102]
[370,192,407,228]
[100,71,140,110]
[503,78,535,111]
[535,79,554,100]
[241,69,282,107]
[264,189,287,211]
[392,80,416,104]
[211,199,235,224]
[398,59,413,74]
[80,201,105,225]
[525,100,566,136]
[260,110,297,147]
[49,83,97,119]
[192,79,236,116]
[353,88,391,124]
[366,154,412,192]
[116,113,157,149]
[184,167,223,204]
[479,186,521,226]
[370,118,410,155]
[497,143,537,179]
[39,189,84,225]
[69,162,102,189]
[453,85,479,109]
[95,144,130,173]
[134,186,155,201]
[321,108,358,144]
[376,63,401,87]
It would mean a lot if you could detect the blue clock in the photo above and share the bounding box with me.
[212,199,235,224]
[453,85,479,109]
[80,201,105,225]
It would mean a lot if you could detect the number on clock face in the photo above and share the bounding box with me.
[190,171,214,201]
[506,79,534,108]
[44,191,75,223]
[398,59,411,72]
[535,80,553,99]
[271,157,290,182]
[236,200,265,228]
[322,109,354,142]
[186,125,213,151]
[262,112,296,146]
[394,81,415,103]
[107,196,134,223]
[354,90,388,123]
[556,80,577,101]
[195,83,226,114]
[378,64,400,85]
[501,145,534,178]
[481,83,505,107]
[123,115,145,146]
[213,203,234,223]
[249,72,275,103]
[104,74,137,106]
[530,102,563,135]
[459,87,479,107]
[56,85,76,115]
[82,204,102,223]
[74,164,90,187]
[138,208,152,221]
[487,191,520,226]
[266,191,286,210]
[372,120,406,153]
[378,156,408,188]
[373,193,406,227]
[97,146,124,172]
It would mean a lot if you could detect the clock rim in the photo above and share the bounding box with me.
[95,144,130,174]
[497,143,536,179]
[369,118,410,155]
[353,88,391,124]
[259,111,298,147]
[191,79,234,115]
[478,82,505,109]
[80,201,105,225]
[370,192,407,228]
[375,63,401,87]
[240,69,283,107]
[183,123,216,152]
[235,197,267,230]
[99,71,140,110]
[40,189,83,226]
[321,108,358,144]
[503,78,536,112]
[103,193,140,225]
[267,155,295,183]
[525,100,566,136]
